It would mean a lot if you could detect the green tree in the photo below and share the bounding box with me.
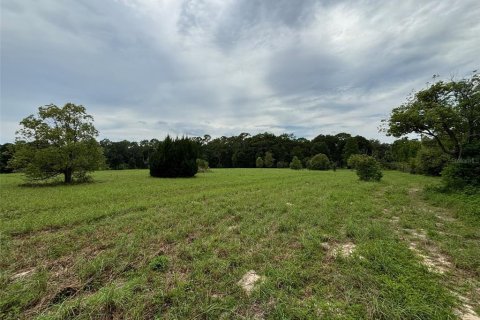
[350,155,383,181]
[256,157,264,168]
[289,156,302,170]
[386,73,480,160]
[342,137,360,165]
[9,103,104,183]
[308,153,330,170]
[149,136,199,178]
[264,151,274,168]
[0,143,14,173]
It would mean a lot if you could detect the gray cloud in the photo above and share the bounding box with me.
[1,0,479,143]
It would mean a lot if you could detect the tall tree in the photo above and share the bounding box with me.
[9,103,105,183]
[386,73,480,160]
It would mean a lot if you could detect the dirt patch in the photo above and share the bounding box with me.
[238,270,262,295]
[11,268,35,280]
[390,216,400,223]
[408,242,451,274]
[332,242,356,258]
[455,294,480,320]
[407,228,428,241]
[436,214,456,222]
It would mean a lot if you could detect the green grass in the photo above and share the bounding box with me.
[0,169,478,319]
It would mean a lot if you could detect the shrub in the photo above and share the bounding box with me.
[289,156,303,170]
[415,147,451,176]
[441,161,480,190]
[196,158,209,172]
[308,153,330,170]
[256,157,264,168]
[349,154,382,181]
[264,152,275,168]
[347,154,364,169]
[149,136,199,178]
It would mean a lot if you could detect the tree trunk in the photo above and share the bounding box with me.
[64,168,73,183]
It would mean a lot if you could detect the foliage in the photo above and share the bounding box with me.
[149,136,199,178]
[196,158,209,172]
[346,154,364,169]
[349,154,382,181]
[386,73,480,160]
[441,161,480,189]
[9,103,104,183]
[342,137,360,164]
[289,156,302,170]
[100,139,158,170]
[0,143,14,173]
[414,147,451,176]
[149,255,169,272]
[264,151,275,168]
[308,153,330,170]
[256,157,264,168]
[276,160,289,168]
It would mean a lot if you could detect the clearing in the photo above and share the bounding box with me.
[0,169,479,319]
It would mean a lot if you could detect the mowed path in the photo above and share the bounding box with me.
[1,169,479,319]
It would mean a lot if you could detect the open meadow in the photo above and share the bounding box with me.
[1,169,479,319]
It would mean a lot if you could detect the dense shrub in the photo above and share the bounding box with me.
[289,156,303,170]
[441,161,480,190]
[196,158,209,172]
[264,152,275,168]
[256,157,264,168]
[308,153,330,170]
[149,136,199,178]
[415,148,451,176]
[347,154,363,169]
[349,154,382,181]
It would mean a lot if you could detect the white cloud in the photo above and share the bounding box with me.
[1,0,479,142]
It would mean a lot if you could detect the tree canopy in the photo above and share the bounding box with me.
[387,73,480,160]
[9,103,104,183]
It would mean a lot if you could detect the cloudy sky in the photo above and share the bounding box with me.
[1,0,479,143]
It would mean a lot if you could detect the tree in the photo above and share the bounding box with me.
[349,155,382,181]
[256,157,264,168]
[9,103,104,183]
[386,73,480,160]
[0,143,14,173]
[264,151,275,168]
[289,156,302,170]
[342,137,360,166]
[149,136,199,178]
[308,153,330,170]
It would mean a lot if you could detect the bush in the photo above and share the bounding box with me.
[308,153,330,170]
[349,154,382,181]
[289,156,303,170]
[347,154,363,169]
[149,136,199,178]
[441,161,480,190]
[264,152,275,168]
[196,158,209,172]
[256,157,264,168]
[415,147,451,176]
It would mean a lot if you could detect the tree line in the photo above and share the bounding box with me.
[0,131,458,175]
[1,72,478,188]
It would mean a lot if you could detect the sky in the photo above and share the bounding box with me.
[1,0,479,143]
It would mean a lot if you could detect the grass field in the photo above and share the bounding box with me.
[1,169,479,319]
